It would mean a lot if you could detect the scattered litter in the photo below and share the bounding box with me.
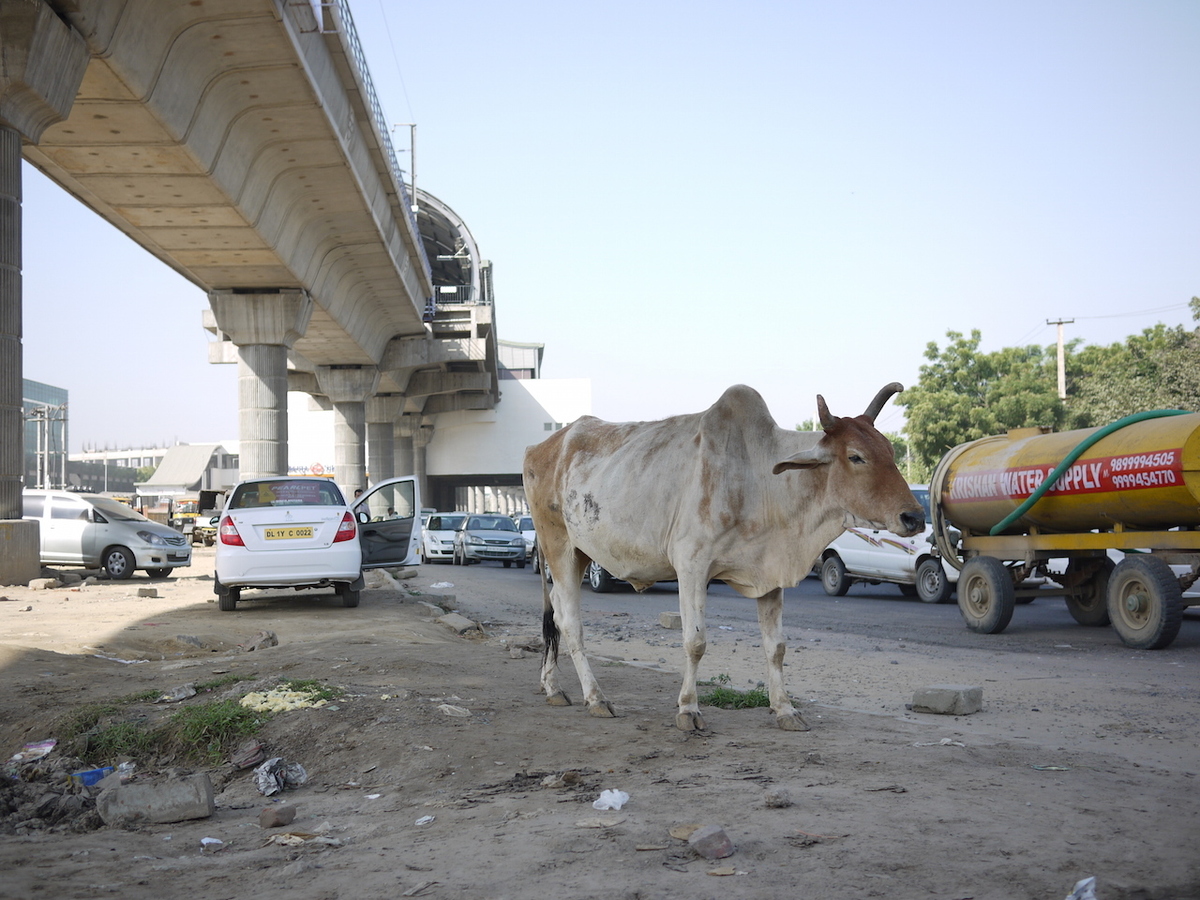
[1065,876,1097,900]
[1033,765,1072,772]
[265,832,342,848]
[403,882,439,897]
[707,866,741,876]
[365,793,382,800]
[865,784,907,793]
[670,823,702,840]
[592,789,630,810]
[718,625,734,631]
[913,738,966,748]
[91,654,148,665]
[437,703,471,717]
[253,758,309,796]
[8,739,56,765]
[575,816,626,828]
[200,837,224,851]
[231,739,266,769]
[429,582,454,589]
[241,686,328,713]
[414,815,435,826]
[68,766,115,788]
[636,844,669,851]
[157,683,197,703]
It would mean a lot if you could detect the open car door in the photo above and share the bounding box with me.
[354,477,423,568]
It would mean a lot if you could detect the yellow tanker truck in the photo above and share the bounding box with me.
[929,409,1200,650]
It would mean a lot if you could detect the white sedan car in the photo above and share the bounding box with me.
[420,512,466,563]
[214,476,421,611]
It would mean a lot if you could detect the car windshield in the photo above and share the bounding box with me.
[429,514,465,531]
[230,480,345,509]
[466,515,517,532]
[517,517,534,531]
[911,488,931,520]
[86,497,155,522]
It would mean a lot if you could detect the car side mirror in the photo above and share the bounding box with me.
[358,511,370,525]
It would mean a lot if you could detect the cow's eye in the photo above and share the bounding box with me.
[849,454,866,465]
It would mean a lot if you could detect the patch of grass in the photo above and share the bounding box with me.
[117,689,161,704]
[57,703,121,741]
[278,679,342,702]
[88,721,157,760]
[195,674,249,693]
[698,674,771,709]
[160,699,270,765]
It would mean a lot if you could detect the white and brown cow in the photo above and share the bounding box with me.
[523,382,922,732]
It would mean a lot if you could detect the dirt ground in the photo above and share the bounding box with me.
[0,549,1197,900]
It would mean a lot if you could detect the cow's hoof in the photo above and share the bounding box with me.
[587,701,617,718]
[546,691,573,707]
[776,711,811,732]
[675,711,706,731]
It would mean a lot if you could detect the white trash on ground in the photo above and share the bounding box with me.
[592,789,630,810]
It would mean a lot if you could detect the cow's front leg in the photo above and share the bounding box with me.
[674,575,708,731]
[756,587,809,731]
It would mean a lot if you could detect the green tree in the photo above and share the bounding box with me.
[1069,319,1200,425]
[135,465,156,483]
[897,330,1065,475]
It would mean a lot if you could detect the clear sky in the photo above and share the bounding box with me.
[20,0,1200,451]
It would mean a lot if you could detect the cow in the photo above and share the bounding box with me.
[522,382,923,732]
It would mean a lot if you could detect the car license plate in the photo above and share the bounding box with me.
[264,527,314,540]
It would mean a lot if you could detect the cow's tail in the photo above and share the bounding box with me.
[541,581,560,666]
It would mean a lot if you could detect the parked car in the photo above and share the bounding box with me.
[21,489,192,579]
[515,515,536,560]
[816,485,956,603]
[421,512,466,563]
[452,514,527,567]
[213,476,421,611]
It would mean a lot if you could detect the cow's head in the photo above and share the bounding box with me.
[771,383,924,537]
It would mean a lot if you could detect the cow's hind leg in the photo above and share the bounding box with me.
[674,574,708,731]
[540,604,572,706]
[543,552,615,717]
[756,587,809,731]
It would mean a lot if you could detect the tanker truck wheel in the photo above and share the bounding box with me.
[957,556,1015,634]
[1106,556,1184,650]
[1064,557,1114,626]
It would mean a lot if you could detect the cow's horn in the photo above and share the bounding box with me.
[816,395,836,430]
[863,383,903,422]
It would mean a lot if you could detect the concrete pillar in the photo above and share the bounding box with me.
[0,2,88,585]
[208,290,313,480]
[315,365,380,499]
[393,425,414,478]
[411,425,433,508]
[366,393,404,484]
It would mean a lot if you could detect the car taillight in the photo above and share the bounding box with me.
[218,516,244,546]
[333,511,356,543]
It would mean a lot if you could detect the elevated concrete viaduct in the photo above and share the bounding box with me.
[0,0,497,581]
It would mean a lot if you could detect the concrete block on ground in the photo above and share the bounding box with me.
[137,587,158,598]
[911,684,983,716]
[659,611,682,629]
[437,612,480,635]
[259,803,297,828]
[96,773,215,825]
[414,600,445,617]
[29,578,59,591]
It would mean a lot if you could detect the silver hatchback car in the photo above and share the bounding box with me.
[21,490,192,579]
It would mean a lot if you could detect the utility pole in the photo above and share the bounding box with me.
[1047,318,1074,401]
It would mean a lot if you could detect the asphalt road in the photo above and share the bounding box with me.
[437,559,1200,658]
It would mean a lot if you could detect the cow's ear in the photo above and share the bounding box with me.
[773,447,830,474]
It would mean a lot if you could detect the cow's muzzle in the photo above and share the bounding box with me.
[898,509,925,536]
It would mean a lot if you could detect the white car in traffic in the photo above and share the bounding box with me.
[816,485,956,603]
[214,476,421,611]
[421,512,466,563]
